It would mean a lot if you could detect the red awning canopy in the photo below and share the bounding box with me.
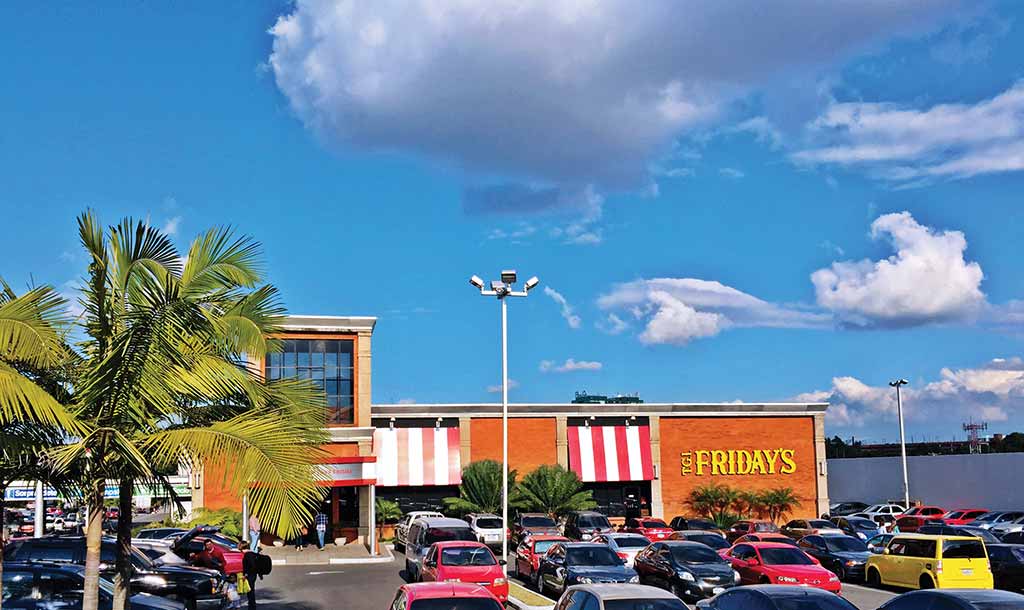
[568,425,654,483]
[373,427,461,487]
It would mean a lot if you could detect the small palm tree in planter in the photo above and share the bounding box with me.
[443,460,516,516]
[511,464,596,517]
[760,487,799,524]
[376,498,402,543]
[687,483,740,529]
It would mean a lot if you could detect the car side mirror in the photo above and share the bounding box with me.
[499,559,507,566]
[883,548,890,555]
[551,556,564,565]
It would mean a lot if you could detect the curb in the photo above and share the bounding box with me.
[269,544,395,566]
[507,583,555,610]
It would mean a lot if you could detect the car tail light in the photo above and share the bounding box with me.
[935,560,943,575]
[445,578,461,583]
[493,578,507,586]
[616,552,629,561]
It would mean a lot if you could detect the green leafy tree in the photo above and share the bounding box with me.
[732,490,764,519]
[375,498,402,541]
[443,460,516,516]
[687,483,740,527]
[760,487,799,523]
[511,464,595,517]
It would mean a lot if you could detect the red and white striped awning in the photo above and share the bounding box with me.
[373,427,462,487]
[568,425,654,483]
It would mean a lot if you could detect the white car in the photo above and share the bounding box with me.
[991,514,1024,537]
[592,533,651,568]
[468,513,505,547]
[395,510,444,552]
[857,504,906,520]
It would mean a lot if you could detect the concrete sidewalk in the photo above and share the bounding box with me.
[262,542,393,565]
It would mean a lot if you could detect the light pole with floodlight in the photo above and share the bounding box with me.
[469,270,539,572]
[889,378,910,509]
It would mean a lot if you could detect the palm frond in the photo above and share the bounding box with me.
[0,361,86,434]
[0,284,71,366]
[179,227,262,295]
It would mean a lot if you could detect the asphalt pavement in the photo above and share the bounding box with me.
[252,548,898,610]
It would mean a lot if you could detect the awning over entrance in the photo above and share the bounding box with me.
[568,425,654,483]
[373,427,462,487]
[323,457,377,487]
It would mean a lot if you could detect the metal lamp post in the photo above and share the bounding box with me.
[469,270,539,573]
[889,379,910,510]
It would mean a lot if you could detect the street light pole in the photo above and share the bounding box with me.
[889,379,910,509]
[469,271,539,574]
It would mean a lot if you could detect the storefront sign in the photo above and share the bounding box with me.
[680,449,796,476]
[4,479,192,502]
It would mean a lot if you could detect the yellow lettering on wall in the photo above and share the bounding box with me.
[736,450,752,475]
[711,450,727,475]
[780,449,797,474]
[727,450,736,475]
[749,450,766,475]
[695,450,711,475]
[765,449,782,474]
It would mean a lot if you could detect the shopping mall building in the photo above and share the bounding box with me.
[198,315,830,548]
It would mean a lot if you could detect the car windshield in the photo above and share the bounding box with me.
[759,548,815,565]
[809,520,834,529]
[440,547,496,566]
[687,535,728,550]
[999,513,1024,522]
[689,520,716,530]
[773,596,858,610]
[425,528,478,545]
[409,599,503,610]
[613,537,650,548]
[942,539,986,559]
[849,519,876,530]
[604,600,687,610]
[754,522,778,532]
[566,546,621,566]
[641,520,668,528]
[533,540,559,554]
[944,511,963,519]
[959,528,999,543]
[475,518,502,529]
[522,516,556,528]
[974,512,999,522]
[577,516,611,529]
[823,537,868,553]
[671,545,722,564]
[1013,548,1024,562]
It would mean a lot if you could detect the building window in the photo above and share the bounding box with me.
[266,338,355,425]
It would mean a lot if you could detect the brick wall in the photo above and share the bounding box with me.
[470,418,558,476]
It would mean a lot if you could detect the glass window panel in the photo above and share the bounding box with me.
[268,367,280,380]
[312,368,324,380]
[335,406,354,424]
[298,350,310,367]
[326,352,338,368]
[298,369,310,380]
[326,381,339,396]
[283,366,296,378]
[339,351,352,368]
[268,352,282,367]
[312,351,324,367]
[283,350,296,367]
[336,395,353,406]
[284,339,297,354]
[337,380,353,396]
[328,395,340,407]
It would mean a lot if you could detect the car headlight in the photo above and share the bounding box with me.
[578,577,593,584]
[493,578,507,586]
[829,575,839,582]
[776,576,798,583]
[628,575,640,583]
[733,570,741,582]
[678,571,695,582]
[138,575,168,588]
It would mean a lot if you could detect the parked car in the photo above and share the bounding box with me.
[877,589,1024,610]
[827,502,869,517]
[780,519,843,540]
[724,520,779,543]
[388,582,503,610]
[830,516,880,541]
[857,504,906,521]
[667,531,730,551]
[513,534,568,580]
[941,509,990,526]
[696,585,859,610]
[734,534,798,546]
[419,541,508,602]
[131,539,190,566]
[622,517,674,542]
[1001,531,1024,545]
[865,534,993,590]
[105,507,121,519]
[2,561,184,610]
[534,542,639,597]
[592,533,652,568]
[404,517,477,582]
[2,535,226,609]
[137,528,189,540]
[987,544,1024,593]
[992,514,1024,538]
[511,513,561,545]
[968,511,1024,531]
[563,511,614,541]
[634,541,738,601]
[668,516,723,535]
[900,505,946,519]
[554,584,687,610]
[720,542,841,593]
[796,534,870,582]
[895,514,945,534]
[918,524,1001,544]
[395,511,445,552]
[169,526,244,575]
[466,513,504,548]
[866,534,895,554]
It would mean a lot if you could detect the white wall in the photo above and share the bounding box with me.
[828,453,1024,508]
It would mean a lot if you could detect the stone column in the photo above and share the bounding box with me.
[459,417,473,466]
[814,413,830,517]
[648,416,665,519]
[555,416,569,468]
[357,332,373,428]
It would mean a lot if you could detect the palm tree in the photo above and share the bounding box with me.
[760,487,799,524]
[46,212,330,610]
[375,498,402,542]
[443,460,516,516]
[687,483,739,527]
[511,465,595,517]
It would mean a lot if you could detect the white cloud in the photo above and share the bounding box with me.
[812,211,985,327]
[598,277,829,345]
[598,313,630,335]
[819,240,845,256]
[718,167,745,179]
[792,81,1024,184]
[543,286,582,329]
[540,358,603,373]
[162,216,182,236]
[269,0,959,211]
[486,379,520,393]
[803,357,1024,429]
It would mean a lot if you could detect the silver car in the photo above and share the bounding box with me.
[991,514,1024,537]
[394,510,444,552]
[592,533,651,568]
[555,583,686,610]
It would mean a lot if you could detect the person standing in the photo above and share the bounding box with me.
[248,513,261,552]
[314,510,328,551]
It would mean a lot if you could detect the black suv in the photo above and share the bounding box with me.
[563,511,614,541]
[3,536,224,610]
[2,561,183,610]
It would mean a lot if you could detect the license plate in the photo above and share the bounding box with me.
[962,568,973,575]
[656,533,665,538]
[581,534,592,540]
[712,588,725,595]
[485,535,499,541]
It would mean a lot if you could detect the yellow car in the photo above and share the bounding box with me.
[865,534,993,590]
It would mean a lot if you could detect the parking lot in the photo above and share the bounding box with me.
[255,549,898,610]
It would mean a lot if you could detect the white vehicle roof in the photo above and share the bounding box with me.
[565,584,677,600]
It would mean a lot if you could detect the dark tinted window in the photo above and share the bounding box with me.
[759,548,815,565]
[774,596,859,610]
[670,545,721,564]
[603,600,687,610]
[267,338,355,424]
[576,515,611,529]
[641,520,668,528]
[440,546,496,566]
[409,599,503,610]
[848,518,876,530]
[988,547,1012,561]
[687,534,729,550]
[809,520,834,529]
[904,540,937,558]
[425,528,477,545]
[566,546,621,566]
[2,570,35,601]
[754,522,778,532]
[709,590,772,610]
[942,539,985,559]
[823,537,868,553]
[613,537,650,548]
[475,518,502,529]
[522,516,556,527]
[19,543,77,562]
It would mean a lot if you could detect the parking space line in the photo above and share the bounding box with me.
[843,583,897,597]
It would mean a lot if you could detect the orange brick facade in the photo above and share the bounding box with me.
[658,416,818,520]
[470,418,558,476]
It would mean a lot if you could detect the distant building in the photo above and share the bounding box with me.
[572,391,644,405]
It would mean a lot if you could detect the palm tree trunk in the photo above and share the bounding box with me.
[1,490,7,610]
[112,478,134,610]
[82,479,106,610]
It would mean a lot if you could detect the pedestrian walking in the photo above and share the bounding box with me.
[248,513,261,552]
[240,547,273,610]
[294,525,307,550]
[315,510,328,550]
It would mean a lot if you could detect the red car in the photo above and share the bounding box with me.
[894,506,946,533]
[389,582,503,610]
[419,541,509,602]
[513,535,568,580]
[941,508,988,526]
[171,525,245,575]
[622,517,674,541]
[721,542,841,594]
[734,534,798,546]
[725,520,780,543]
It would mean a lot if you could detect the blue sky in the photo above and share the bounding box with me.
[3,2,1024,442]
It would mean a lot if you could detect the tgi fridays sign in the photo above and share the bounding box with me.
[680,449,797,476]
